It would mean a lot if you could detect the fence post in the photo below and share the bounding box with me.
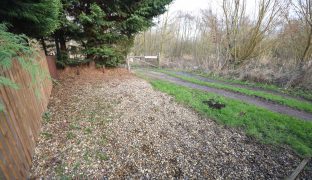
[157,52,160,67]
[126,56,131,72]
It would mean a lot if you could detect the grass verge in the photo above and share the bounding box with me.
[157,69,312,114]
[150,79,312,157]
[191,70,312,102]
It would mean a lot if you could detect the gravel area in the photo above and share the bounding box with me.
[30,68,311,179]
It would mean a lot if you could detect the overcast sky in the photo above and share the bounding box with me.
[167,0,219,15]
[168,0,211,13]
[167,0,257,17]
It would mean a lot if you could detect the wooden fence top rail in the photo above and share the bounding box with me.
[128,55,158,59]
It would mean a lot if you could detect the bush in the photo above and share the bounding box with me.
[0,23,33,88]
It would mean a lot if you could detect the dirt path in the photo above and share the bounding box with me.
[137,70,312,121]
[30,68,310,179]
[175,71,312,103]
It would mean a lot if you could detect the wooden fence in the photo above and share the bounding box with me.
[0,52,52,179]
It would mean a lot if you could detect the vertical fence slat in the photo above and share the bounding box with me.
[0,94,30,172]
[0,52,52,179]
[1,73,33,166]
[0,129,21,179]
[0,109,27,178]
[0,88,31,172]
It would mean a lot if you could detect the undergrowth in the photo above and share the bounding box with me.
[0,23,49,111]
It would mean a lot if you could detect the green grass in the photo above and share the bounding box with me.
[150,79,312,157]
[190,70,312,101]
[66,132,76,140]
[69,123,81,130]
[96,151,109,161]
[42,111,51,123]
[148,67,312,101]
[84,127,92,134]
[41,132,53,139]
[99,134,107,145]
[288,88,312,102]
[156,69,312,114]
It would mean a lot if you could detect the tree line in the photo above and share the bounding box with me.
[0,0,173,68]
[133,0,312,88]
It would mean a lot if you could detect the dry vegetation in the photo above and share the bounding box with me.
[132,0,312,90]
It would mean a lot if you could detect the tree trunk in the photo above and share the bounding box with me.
[286,27,312,88]
[59,36,67,52]
[41,37,48,56]
[159,11,169,67]
[54,35,61,60]
[301,28,312,62]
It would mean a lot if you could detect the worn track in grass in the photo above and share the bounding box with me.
[30,68,311,179]
[175,71,312,103]
[137,70,312,121]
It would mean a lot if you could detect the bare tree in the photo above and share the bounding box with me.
[201,9,224,69]
[222,0,246,65]
[285,0,312,87]
[222,0,282,68]
[292,0,312,62]
[159,10,169,65]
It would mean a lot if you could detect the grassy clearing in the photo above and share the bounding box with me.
[190,70,312,102]
[156,69,312,114]
[149,79,312,157]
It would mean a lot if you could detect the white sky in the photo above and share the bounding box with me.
[168,0,211,13]
[168,0,218,15]
[167,0,257,17]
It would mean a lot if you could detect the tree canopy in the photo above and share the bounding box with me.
[0,0,61,38]
[0,0,172,67]
[53,0,172,66]
[0,0,62,88]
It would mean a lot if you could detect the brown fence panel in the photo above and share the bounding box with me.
[0,52,52,179]
[46,55,59,80]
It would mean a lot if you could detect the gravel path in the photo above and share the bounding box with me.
[138,70,312,121]
[30,68,311,179]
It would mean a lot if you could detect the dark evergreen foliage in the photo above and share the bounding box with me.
[0,0,61,38]
[54,0,172,66]
[0,0,172,68]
